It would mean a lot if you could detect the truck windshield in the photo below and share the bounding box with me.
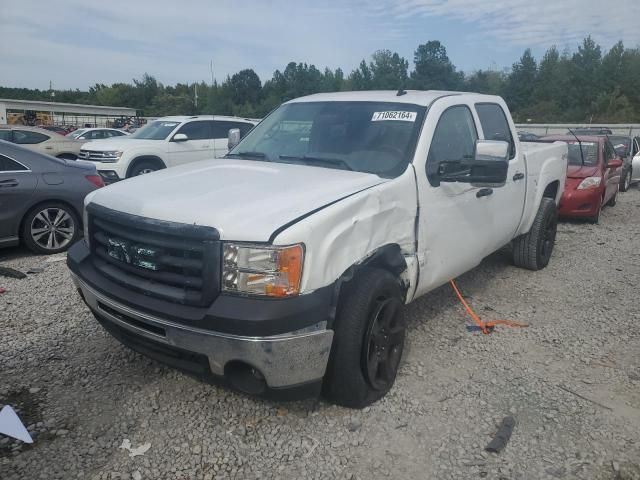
[609,136,631,157]
[565,141,598,166]
[227,101,426,177]
[130,121,180,140]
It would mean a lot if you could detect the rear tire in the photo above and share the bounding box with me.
[512,198,558,271]
[322,267,406,408]
[57,153,77,160]
[607,190,618,207]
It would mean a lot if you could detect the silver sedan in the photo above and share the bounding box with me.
[0,140,104,254]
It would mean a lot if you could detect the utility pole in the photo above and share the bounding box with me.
[194,83,198,109]
[210,60,215,87]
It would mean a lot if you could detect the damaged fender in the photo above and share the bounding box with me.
[272,168,419,298]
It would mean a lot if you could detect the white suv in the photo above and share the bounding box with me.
[78,115,257,182]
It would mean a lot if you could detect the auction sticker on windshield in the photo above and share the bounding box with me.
[371,111,417,122]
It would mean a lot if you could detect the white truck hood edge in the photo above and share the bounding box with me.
[82,138,155,150]
[89,159,388,241]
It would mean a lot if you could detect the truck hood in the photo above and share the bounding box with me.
[567,164,599,179]
[88,159,387,241]
[82,138,154,151]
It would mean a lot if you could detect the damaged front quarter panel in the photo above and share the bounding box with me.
[272,168,419,300]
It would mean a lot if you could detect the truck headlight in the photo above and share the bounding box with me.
[222,243,304,297]
[577,177,602,189]
[99,151,123,163]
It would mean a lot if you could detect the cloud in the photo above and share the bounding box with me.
[364,0,640,48]
[1,0,638,90]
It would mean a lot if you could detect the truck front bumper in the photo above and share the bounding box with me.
[70,271,334,395]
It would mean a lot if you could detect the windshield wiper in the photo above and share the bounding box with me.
[278,155,354,171]
[226,151,267,159]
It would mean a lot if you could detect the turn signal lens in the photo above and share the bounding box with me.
[222,243,304,297]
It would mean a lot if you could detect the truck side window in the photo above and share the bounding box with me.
[212,121,253,139]
[475,103,516,159]
[176,121,210,140]
[426,105,478,186]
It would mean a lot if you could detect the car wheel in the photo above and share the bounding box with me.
[620,169,631,192]
[129,161,160,177]
[589,196,603,224]
[57,153,77,161]
[21,203,79,254]
[607,189,618,207]
[323,267,406,408]
[512,198,558,271]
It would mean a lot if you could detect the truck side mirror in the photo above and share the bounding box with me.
[228,128,241,150]
[439,140,509,185]
[172,133,189,142]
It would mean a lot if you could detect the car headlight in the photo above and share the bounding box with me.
[102,151,123,162]
[577,176,602,190]
[222,243,304,297]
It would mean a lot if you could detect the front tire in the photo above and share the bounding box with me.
[512,198,558,271]
[322,267,406,408]
[129,161,161,177]
[21,203,80,254]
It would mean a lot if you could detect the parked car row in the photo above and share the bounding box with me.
[77,115,257,183]
[518,127,640,223]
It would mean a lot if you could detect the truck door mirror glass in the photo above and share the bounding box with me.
[228,128,241,150]
[439,140,509,184]
[172,133,189,142]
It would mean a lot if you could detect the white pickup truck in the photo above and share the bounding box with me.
[68,90,567,408]
[77,115,257,183]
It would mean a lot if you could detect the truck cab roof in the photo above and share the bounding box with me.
[286,90,503,107]
[155,115,257,123]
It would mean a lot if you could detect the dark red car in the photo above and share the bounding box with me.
[541,135,623,223]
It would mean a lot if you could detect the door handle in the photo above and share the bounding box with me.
[45,146,53,150]
[513,172,525,181]
[476,188,493,198]
[0,179,18,188]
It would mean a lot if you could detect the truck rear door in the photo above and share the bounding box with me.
[473,102,526,245]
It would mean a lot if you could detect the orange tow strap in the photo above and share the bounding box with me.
[449,280,529,334]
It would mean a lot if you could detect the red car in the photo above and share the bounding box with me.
[541,135,623,223]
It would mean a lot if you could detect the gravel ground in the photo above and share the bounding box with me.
[1,189,640,480]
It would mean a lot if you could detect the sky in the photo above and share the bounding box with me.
[1,0,639,90]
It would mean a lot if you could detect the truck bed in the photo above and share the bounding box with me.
[516,141,568,236]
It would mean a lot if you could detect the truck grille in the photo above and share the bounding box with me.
[79,149,117,161]
[87,204,220,307]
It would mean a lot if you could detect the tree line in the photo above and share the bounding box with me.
[2,36,639,123]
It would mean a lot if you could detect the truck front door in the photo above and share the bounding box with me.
[167,121,212,167]
[413,101,497,297]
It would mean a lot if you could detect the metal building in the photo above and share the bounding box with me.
[0,98,136,128]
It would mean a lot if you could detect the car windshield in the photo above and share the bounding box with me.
[227,101,426,177]
[130,121,180,140]
[564,141,598,166]
[609,136,630,157]
[71,129,86,138]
